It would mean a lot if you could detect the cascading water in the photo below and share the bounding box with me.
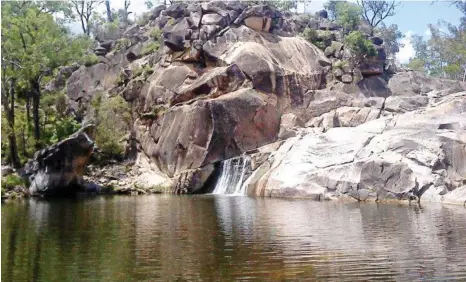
[212,156,251,195]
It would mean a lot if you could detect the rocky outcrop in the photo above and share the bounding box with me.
[24,125,97,196]
[242,91,466,204]
[50,1,466,205]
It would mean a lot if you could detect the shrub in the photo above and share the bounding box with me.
[1,174,24,192]
[136,12,150,26]
[92,95,132,156]
[148,27,162,41]
[301,27,318,42]
[300,28,331,50]
[115,38,131,51]
[141,41,160,56]
[81,54,100,67]
[132,66,153,78]
[344,31,377,57]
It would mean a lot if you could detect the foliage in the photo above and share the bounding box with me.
[136,12,150,26]
[335,1,362,33]
[148,27,162,41]
[132,66,153,78]
[141,41,160,56]
[374,23,403,57]
[406,58,426,72]
[357,0,398,29]
[115,38,132,51]
[70,0,102,36]
[91,94,132,156]
[324,0,339,20]
[301,27,318,42]
[300,28,327,50]
[81,54,100,67]
[1,174,25,192]
[344,31,377,57]
[1,1,91,167]
[145,0,154,9]
[409,20,466,80]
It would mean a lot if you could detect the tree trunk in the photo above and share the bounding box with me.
[26,93,31,126]
[4,79,21,168]
[30,79,41,147]
[105,0,113,22]
[80,16,87,35]
[463,68,466,82]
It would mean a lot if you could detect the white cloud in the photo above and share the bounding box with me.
[396,31,415,65]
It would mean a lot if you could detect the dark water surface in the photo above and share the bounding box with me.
[2,195,466,281]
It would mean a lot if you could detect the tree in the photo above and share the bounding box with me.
[70,0,103,36]
[1,1,91,152]
[357,0,398,30]
[406,58,426,72]
[334,1,362,33]
[375,23,404,58]
[323,0,339,20]
[145,0,154,9]
[105,0,113,22]
[119,0,132,26]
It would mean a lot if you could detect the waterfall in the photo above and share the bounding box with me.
[212,156,251,195]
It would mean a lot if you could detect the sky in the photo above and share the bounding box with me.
[75,0,464,64]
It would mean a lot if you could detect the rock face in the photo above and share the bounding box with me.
[244,91,466,204]
[55,1,466,204]
[24,125,97,196]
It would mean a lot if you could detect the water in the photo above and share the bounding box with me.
[2,195,466,281]
[212,156,251,195]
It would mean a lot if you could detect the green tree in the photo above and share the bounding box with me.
[92,94,132,157]
[1,1,91,165]
[357,0,398,30]
[70,0,103,36]
[324,0,339,20]
[406,58,426,72]
[344,30,377,57]
[375,23,404,58]
[334,1,362,33]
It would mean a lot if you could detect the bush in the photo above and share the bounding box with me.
[335,1,362,33]
[92,95,132,156]
[132,66,153,78]
[148,27,162,41]
[1,174,24,192]
[300,28,329,50]
[141,41,160,56]
[136,12,150,26]
[81,54,100,67]
[115,38,131,51]
[344,31,377,57]
[301,27,318,42]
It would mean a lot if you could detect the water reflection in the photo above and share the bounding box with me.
[2,196,466,281]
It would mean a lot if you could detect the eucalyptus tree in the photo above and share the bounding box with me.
[1,1,91,155]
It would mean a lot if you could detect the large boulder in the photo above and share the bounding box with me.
[44,64,80,93]
[245,92,466,203]
[163,17,190,51]
[24,125,97,196]
[134,88,280,178]
[388,71,466,96]
[203,26,328,109]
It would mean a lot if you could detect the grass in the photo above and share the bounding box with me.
[141,41,160,56]
[81,54,100,67]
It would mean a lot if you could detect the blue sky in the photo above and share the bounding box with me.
[74,0,464,64]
